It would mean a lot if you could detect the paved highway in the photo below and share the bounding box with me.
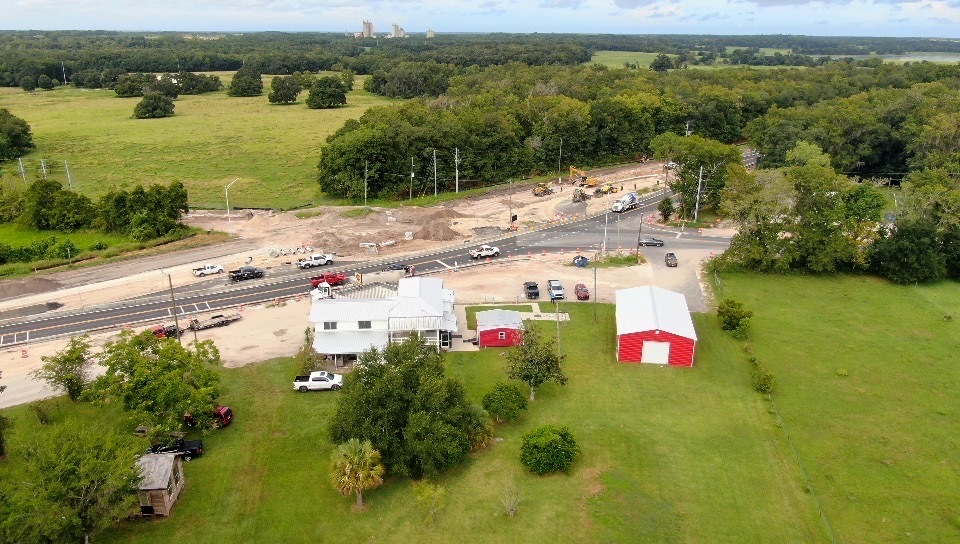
[0,190,730,345]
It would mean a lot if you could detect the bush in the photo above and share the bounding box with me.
[718,298,753,331]
[482,382,528,423]
[520,425,579,475]
[751,368,775,394]
[89,241,109,251]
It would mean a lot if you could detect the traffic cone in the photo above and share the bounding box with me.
[21,348,28,358]
[239,304,244,312]
[698,228,703,234]
[486,257,490,263]
[542,249,546,256]
[576,247,581,254]
[560,248,564,255]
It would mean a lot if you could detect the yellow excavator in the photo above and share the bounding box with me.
[569,166,598,187]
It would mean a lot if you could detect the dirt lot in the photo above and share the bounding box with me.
[0,163,690,408]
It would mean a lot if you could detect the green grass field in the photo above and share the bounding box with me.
[587,51,662,68]
[0,74,396,210]
[0,222,128,249]
[5,274,960,542]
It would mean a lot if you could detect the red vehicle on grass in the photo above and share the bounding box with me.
[184,405,234,428]
[574,283,590,300]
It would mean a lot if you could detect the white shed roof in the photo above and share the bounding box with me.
[615,286,697,340]
[476,309,524,330]
[137,453,177,491]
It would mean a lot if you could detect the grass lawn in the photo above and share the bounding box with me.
[0,222,128,249]
[5,275,957,541]
[717,272,960,543]
[3,301,826,543]
[587,51,662,68]
[464,304,538,330]
[0,74,396,210]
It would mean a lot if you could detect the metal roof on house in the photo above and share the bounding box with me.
[308,277,456,333]
[615,286,697,340]
[314,330,390,355]
[137,453,177,491]
[309,299,398,323]
[476,309,524,330]
[338,282,399,300]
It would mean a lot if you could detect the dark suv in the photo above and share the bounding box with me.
[523,281,540,299]
[664,253,678,267]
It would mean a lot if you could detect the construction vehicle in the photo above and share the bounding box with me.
[569,167,598,187]
[188,313,242,331]
[572,188,591,203]
[532,183,554,197]
[595,184,620,196]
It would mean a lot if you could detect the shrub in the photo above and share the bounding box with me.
[718,298,753,331]
[412,481,446,523]
[731,318,751,340]
[30,402,51,424]
[482,382,528,423]
[501,486,522,517]
[89,241,109,251]
[520,425,579,475]
[751,368,775,394]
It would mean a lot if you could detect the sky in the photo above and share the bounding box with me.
[4,0,960,38]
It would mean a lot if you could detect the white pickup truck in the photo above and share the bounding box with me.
[296,253,335,269]
[293,371,343,392]
[192,264,224,277]
[469,245,500,259]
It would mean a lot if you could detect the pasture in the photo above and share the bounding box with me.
[0,75,396,210]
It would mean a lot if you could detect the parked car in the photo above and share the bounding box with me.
[548,279,565,300]
[638,237,665,247]
[183,405,234,428]
[469,245,500,259]
[146,438,204,461]
[523,281,540,299]
[574,283,590,300]
[150,324,183,339]
[229,266,264,281]
[192,264,224,277]
[295,253,335,269]
[665,253,678,267]
[382,263,412,274]
[293,371,343,392]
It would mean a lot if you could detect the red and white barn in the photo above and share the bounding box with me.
[476,309,524,347]
[615,286,697,367]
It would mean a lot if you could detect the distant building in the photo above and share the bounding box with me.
[362,20,375,38]
[426,29,435,38]
[389,23,406,38]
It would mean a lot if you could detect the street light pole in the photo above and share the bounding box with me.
[225,178,239,235]
[161,270,182,346]
[557,137,563,179]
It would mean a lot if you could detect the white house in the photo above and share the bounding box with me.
[308,277,457,360]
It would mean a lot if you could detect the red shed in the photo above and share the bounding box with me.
[615,286,697,367]
[476,309,524,348]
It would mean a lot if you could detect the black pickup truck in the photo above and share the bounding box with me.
[228,266,264,282]
[146,438,204,461]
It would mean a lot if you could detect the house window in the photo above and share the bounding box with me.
[498,331,506,340]
[323,322,337,330]
[358,321,372,329]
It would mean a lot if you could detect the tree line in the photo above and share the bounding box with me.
[4,30,960,89]
[0,178,189,265]
[318,59,960,199]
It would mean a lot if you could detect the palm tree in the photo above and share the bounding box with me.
[330,438,385,509]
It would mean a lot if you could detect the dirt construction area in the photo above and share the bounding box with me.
[0,162,727,408]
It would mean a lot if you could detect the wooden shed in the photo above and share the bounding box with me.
[136,453,185,517]
[615,286,697,367]
[476,309,524,347]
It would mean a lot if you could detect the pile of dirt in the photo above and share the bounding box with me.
[314,232,355,256]
[415,222,461,241]
[0,277,60,302]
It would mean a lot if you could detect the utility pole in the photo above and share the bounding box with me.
[225,178,239,235]
[693,165,704,223]
[164,271,182,346]
[555,299,562,358]
[60,61,68,85]
[685,120,692,136]
[557,137,563,178]
[40,159,48,179]
[409,157,414,201]
[636,213,644,260]
[17,158,27,187]
[363,160,368,211]
[454,147,460,193]
[602,212,609,255]
[433,149,438,197]
[64,160,73,190]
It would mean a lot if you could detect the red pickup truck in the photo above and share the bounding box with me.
[310,272,347,288]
